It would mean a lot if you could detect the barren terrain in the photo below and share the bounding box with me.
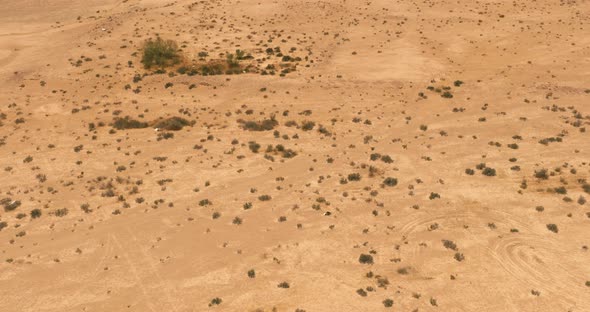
[1,0,589,311]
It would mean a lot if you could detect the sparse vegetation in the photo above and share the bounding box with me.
[141,38,180,69]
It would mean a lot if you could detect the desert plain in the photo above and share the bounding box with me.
[0,0,589,311]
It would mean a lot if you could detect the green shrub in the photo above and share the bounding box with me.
[141,38,180,69]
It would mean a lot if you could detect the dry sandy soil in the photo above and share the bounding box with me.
[1,0,589,311]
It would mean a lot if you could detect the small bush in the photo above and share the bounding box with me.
[383,299,394,308]
[208,298,222,307]
[240,116,278,131]
[358,253,374,264]
[30,209,42,219]
[141,38,180,69]
[54,208,69,217]
[383,177,398,187]
[3,199,21,212]
[442,240,457,250]
[534,169,549,180]
[301,121,315,131]
[248,141,261,153]
[482,167,496,176]
[347,173,361,181]
[153,117,191,131]
[113,116,148,130]
[546,223,558,233]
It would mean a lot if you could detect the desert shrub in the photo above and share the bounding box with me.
[383,177,398,187]
[454,252,465,261]
[113,116,148,130]
[54,208,69,217]
[277,282,290,288]
[141,38,180,69]
[258,195,271,201]
[465,168,475,175]
[356,289,368,297]
[554,186,567,194]
[482,167,496,176]
[247,269,256,278]
[0,221,7,231]
[80,203,92,213]
[442,240,457,250]
[153,117,191,131]
[30,209,42,219]
[358,253,374,264]
[208,298,222,306]
[381,155,394,163]
[3,199,20,212]
[199,199,211,206]
[534,169,549,180]
[383,299,394,308]
[248,141,261,153]
[429,192,440,200]
[301,121,315,131]
[546,223,558,233]
[240,116,278,131]
[441,91,453,98]
[347,173,361,181]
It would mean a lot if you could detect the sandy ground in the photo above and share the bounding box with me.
[0,0,589,311]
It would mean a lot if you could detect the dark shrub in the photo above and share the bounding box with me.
[30,209,42,219]
[534,169,549,180]
[347,173,361,181]
[358,253,374,264]
[383,299,394,307]
[240,116,278,131]
[546,224,558,233]
[482,167,496,176]
[153,117,191,131]
[383,177,398,187]
[113,116,148,130]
